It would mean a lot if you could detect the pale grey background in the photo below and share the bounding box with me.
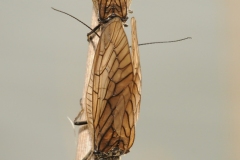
[1,1,229,160]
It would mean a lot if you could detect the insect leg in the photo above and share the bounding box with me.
[87,24,101,41]
[74,98,88,126]
[74,121,87,125]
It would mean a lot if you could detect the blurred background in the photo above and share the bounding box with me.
[1,0,239,160]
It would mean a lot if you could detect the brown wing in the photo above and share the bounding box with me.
[130,17,141,123]
[92,0,130,22]
[121,17,142,150]
[85,17,135,155]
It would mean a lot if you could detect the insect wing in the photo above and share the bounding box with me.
[121,17,142,150]
[86,17,135,155]
[131,17,141,123]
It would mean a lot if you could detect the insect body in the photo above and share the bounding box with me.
[84,16,141,160]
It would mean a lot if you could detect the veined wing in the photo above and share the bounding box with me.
[86,17,135,156]
[92,0,130,22]
[130,17,141,123]
[120,17,142,150]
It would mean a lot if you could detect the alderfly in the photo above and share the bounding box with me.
[51,5,142,159]
[51,4,190,159]
[51,2,190,159]
[71,0,142,159]
[83,16,141,160]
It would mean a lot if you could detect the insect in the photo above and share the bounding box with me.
[51,6,190,159]
[83,15,141,159]
[51,3,190,160]
[50,7,142,159]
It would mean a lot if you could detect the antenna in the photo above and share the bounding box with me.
[137,37,192,46]
[51,7,100,38]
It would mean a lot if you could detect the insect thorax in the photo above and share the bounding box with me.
[98,0,128,23]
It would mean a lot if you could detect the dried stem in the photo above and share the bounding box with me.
[75,7,99,160]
